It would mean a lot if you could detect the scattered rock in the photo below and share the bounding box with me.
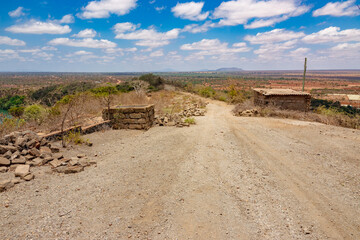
[29,148,41,157]
[49,159,62,168]
[14,165,30,178]
[77,154,86,158]
[11,156,26,164]
[0,179,14,192]
[0,166,8,173]
[64,165,84,174]
[0,157,11,166]
[23,173,35,181]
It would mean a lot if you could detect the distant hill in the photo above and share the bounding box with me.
[215,67,243,72]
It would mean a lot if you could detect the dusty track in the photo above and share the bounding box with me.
[1,100,359,239]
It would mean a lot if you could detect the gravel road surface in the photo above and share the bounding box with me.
[1,100,359,239]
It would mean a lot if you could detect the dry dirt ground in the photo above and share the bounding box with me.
[1,100,359,240]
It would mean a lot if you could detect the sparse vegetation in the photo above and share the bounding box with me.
[184,117,196,125]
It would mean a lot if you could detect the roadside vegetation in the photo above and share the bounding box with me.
[0,74,168,137]
[233,99,360,129]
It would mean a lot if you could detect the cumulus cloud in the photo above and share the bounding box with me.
[6,20,71,34]
[172,2,209,21]
[302,27,360,44]
[253,40,298,60]
[245,29,305,44]
[155,6,166,12]
[182,21,215,33]
[213,0,310,28]
[114,22,180,48]
[150,50,164,57]
[9,7,25,18]
[49,38,117,48]
[0,49,24,61]
[73,50,93,55]
[181,39,250,57]
[313,0,359,17]
[78,0,137,19]
[0,36,26,46]
[72,29,97,38]
[58,14,75,24]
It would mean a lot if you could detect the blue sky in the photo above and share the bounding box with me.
[0,0,359,72]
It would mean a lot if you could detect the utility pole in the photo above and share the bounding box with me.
[302,57,307,92]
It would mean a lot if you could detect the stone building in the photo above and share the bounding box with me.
[253,88,311,111]
[102,104,155,130]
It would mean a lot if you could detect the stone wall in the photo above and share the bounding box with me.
[103,105,155,130]
[254,92,311,111]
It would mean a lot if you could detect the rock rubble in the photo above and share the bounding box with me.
[0,130,96,192]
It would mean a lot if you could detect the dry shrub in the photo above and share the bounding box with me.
[233,101,360,129]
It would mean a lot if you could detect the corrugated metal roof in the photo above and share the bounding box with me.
[253,88,310,96]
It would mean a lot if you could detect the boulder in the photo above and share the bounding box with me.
[64,165,84,174]
[49,159,62,168]
[14,165,30,178]
[15,137,27,148]
[53,153,64,159]
[42,156,54,165]
[0,157,10,166]
[0,179,14,192]
[24,154,35,161]
[3,151,12,159]
[29,148,41,157]
[11,156,26,164]
[23,173,35,181]
[31,158,43,166]
[26,139,37,149]
[40,146,52,154]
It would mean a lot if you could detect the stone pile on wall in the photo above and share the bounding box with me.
[155,103,207,127]
[103,105,155,130]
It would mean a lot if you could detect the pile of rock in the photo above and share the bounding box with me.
[236,109,259,117]
[155,103,206,127]
[0,130,95,192]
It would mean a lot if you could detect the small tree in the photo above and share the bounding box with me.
[130,80,149,97]
[91,85,119,120]
[57,95,77,147]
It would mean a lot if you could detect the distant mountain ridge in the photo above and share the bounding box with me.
[215,67,243,72]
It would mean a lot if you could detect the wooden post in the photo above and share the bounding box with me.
[302,57,307,92]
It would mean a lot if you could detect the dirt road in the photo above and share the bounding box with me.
[1,100,359,239]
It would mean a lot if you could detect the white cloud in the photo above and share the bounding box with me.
[41,46,57,51]
[78,0,137,19]
[72,29,97,38]
[49,38,117,48]
[302,27,360,44]
[9,7,25,18]
[318,42,360,60]
[213,0,310,28]
[254,40,298,60]
[150,50,164,57]
[74,50,93,55]
[313,0,359,17]
[245,29,305,44]
[113,22,139,33]
[0,49,24,61]
[181,39,251,58]
[182,21,215,33]
[58,14,75,24]
[0,36,26,46]
[155,6,166,12]
[6,20,71,34]
[172,2,209,21]
[114,23,180,48]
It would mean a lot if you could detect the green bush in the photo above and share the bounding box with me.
[9,106,25,118]
[198,86,216,98]
[139,73,164,90]
[24,104,46,123]
[0,95,25,110]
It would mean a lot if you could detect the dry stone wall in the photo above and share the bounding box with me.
[103,105,155,130]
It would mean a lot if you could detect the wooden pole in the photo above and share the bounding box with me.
[302,57,307,92]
